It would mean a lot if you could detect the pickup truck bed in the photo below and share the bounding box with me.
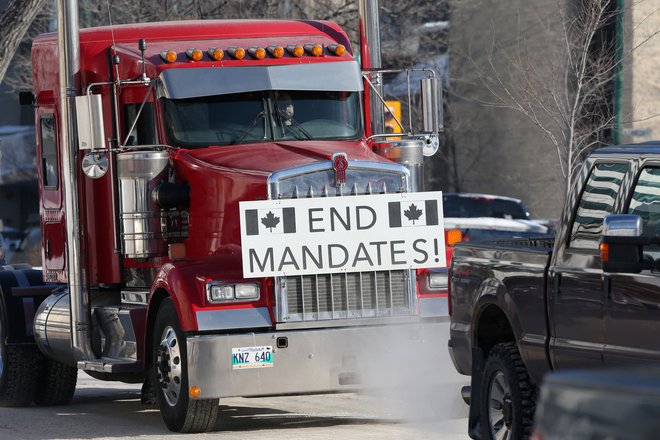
[449,238,554,381]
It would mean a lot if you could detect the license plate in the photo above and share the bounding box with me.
[232,346,273,369]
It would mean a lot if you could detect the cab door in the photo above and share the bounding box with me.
[549,161,629,369]
[604,165,660,364]
[37,110,66,281]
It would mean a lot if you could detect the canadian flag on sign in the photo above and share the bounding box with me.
[388,200,439,228]
[244,208,297,235]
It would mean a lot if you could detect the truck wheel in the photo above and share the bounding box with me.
[0,308,41,406]
[153,298,219,432]
[480,343,536,440]
[34,358,77,406]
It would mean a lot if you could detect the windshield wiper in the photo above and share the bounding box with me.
[231,111,266,145]
[277,111,312,140]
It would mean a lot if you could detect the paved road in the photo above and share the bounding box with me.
[0,323,470,439]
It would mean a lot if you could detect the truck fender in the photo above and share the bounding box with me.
[0,268,54,344]
[472,277,524,350]
[149,263,200,332]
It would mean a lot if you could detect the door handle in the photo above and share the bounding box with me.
[45,239,51,259]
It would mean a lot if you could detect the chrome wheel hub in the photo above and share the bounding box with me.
[156,326,182,406]
[488,371,513,440]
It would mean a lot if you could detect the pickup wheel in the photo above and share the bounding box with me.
[480,343,536,440]
[152,298,219,433]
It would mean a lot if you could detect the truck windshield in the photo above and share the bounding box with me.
[162,90,362,148]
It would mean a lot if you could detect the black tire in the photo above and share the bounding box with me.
[0,294,42,407]
[0,344,41,406]
[34,357,77,406]
[479,343,536,440]
[152,298,219,433]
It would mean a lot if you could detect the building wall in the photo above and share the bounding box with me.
[624,1,660,144]
[448,0,565,219]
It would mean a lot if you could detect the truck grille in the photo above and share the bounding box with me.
[281,271,410,321]
[269,159,416,324]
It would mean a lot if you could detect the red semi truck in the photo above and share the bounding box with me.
[0,5,447,433]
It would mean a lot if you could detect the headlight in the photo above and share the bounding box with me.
[206,282,260,303]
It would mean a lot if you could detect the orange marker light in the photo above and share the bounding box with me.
[229,47,245,60]
[305,44,323,56]
[186,48,203,61]
[287,45,304,57]
[249,47,266,60]
[600,242,609,262]
[208,48,224,61]
[268,46,284,58]
[328,44,346,56]
[160,50,177,63]
[189,386,201,399]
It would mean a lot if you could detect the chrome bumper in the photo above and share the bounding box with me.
[186,320,444,399]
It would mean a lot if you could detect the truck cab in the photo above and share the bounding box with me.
[0,19,445,433]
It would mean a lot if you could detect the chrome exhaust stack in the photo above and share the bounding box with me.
[358,0,385,135]
[57,0,94,361]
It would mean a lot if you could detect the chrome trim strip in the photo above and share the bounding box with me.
[267,160,411,199]
[196,307,272,331]
[121,290,149,305]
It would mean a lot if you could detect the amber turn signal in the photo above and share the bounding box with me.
[446,229,463,247]
[600,242,609,262]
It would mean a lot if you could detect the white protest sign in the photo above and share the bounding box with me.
[240,191,445,278]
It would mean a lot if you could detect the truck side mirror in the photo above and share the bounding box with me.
[601,214,644,273]
[75,94,106,150]
[420,77,441,157]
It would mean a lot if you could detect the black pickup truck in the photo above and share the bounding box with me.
[448,144,660,440]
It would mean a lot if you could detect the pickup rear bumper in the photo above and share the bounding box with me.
[448,328,472,375]
[186,320,444,399]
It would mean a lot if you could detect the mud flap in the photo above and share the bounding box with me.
[468,346,485,440]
